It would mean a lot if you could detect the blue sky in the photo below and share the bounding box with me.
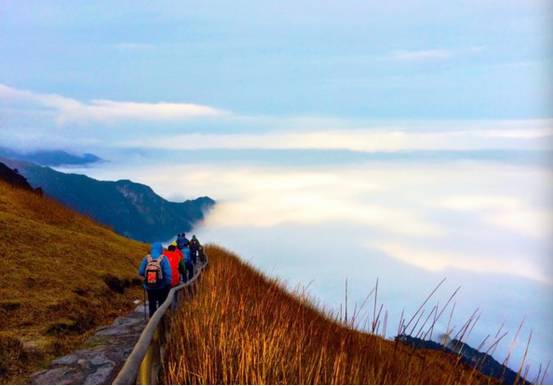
[1,0,552,123]
[0,1,552,156]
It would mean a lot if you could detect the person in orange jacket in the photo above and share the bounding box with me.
[164,243,186,287]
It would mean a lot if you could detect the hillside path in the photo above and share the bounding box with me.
[30,303,148,385]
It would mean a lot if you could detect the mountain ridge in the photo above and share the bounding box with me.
[1,158,215,242]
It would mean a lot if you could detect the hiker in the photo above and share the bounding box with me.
[198,244,207,264]
[190,235,200,265]
[138,242,172,317]
[176,232,189,251]
[164,243,186,287]
[182,242,194,280]
[173,243,187,283]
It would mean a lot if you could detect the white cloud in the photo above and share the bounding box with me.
[390,49,453,61]
[0,83,227,125]
[64,157,552,287]
[75,162,442,237]
[441,195,522,212]
[441,195,552,239]
[1,84,551,154]
[388,45,486,62]
[188,167,444,237]
[114,42,155,51]
[372,242,550,284]
[119,122,553,152]
[483,128,553,139]
[57,99,226,124]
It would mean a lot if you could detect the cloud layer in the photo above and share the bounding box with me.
[1,84,551,155]
[66,159,553,286]
[0,83,227,125]
[387,46,486,62]
[120,125,553,152]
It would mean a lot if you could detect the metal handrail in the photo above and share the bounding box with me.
[113,257,208,385]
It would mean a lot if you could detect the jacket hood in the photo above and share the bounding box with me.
[151,242,164,257]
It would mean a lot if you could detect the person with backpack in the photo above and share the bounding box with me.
[164,243,186,287]
[182,242,194,280]
[189,235,200,265]
[138,242,172,317]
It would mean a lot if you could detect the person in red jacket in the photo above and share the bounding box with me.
[164,243,186,287]
[173,245,186,282]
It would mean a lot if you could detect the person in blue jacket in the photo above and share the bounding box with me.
[182,242,194,280]
[138,242,172,317]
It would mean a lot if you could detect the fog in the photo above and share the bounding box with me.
[63,154,553,382]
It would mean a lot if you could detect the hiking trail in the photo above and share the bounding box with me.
[31,303,148,385]
[31,257,208,385]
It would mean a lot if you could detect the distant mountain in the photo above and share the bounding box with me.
[2,159,215,242]
[0,147,102,166]
[395,334,530,385]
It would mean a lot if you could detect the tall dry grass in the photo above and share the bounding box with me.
[164,245,495,384]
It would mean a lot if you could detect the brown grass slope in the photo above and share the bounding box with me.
[165,245,495,384]
[0,180,148,383]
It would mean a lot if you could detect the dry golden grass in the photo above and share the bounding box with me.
[164,245,496,384]
[0,181,149,384]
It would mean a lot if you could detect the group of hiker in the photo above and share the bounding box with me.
[138,233,206,317]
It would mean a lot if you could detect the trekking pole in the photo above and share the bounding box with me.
[143,287,147,322]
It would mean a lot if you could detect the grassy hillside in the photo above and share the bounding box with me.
[164,246,495,384]
[0,180,149,384]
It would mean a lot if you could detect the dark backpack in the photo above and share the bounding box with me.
[176,236,189,250]
[145,255,164,288]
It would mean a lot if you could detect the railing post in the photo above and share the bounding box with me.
[137,329,158,384]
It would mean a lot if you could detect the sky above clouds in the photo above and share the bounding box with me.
[1,0,552,154]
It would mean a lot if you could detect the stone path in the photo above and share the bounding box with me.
[31,303,148,385]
